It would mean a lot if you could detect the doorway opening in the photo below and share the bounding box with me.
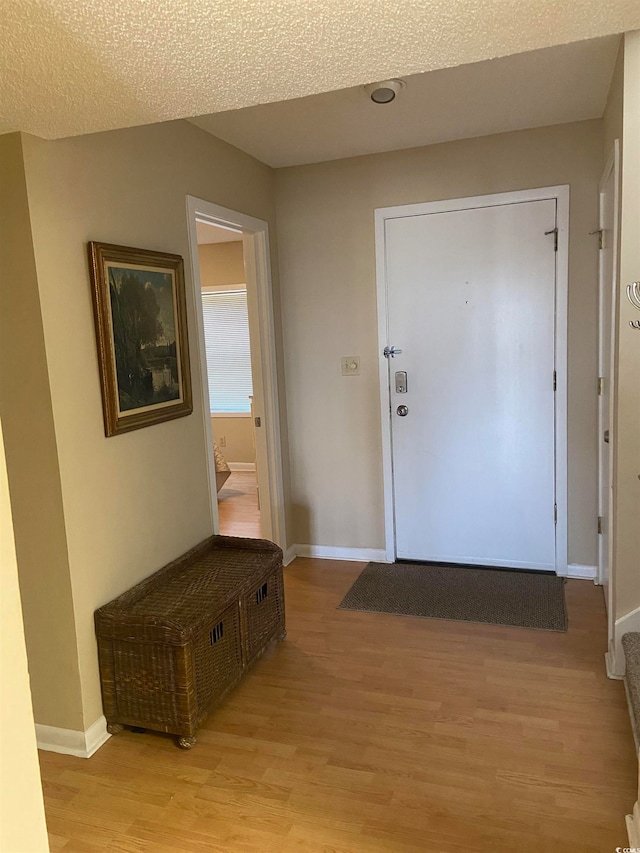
[186,196,286,549]
[197,220,261,537]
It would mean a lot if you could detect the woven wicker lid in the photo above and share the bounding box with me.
[95,535,282,642]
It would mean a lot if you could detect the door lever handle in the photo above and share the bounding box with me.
[383,346,402,358]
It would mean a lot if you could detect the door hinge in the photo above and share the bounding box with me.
[553,370,557,392]
[545,227,558,252]
[597,376,604,396]
[254,416,261,428]
[554,504,558,524]
[597,515,605,535]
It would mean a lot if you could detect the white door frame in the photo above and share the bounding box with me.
[186,196,286,550]
[375,185,569,573]
[597,143,620,631]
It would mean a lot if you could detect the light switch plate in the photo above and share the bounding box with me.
[341,356,360,376]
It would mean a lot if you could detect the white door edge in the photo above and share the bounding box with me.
[186,196,286,551]
[375,185,569,572]
[597,142,620,643]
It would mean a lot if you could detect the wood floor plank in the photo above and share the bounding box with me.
[216,471,261,538]
[39,559,636,852]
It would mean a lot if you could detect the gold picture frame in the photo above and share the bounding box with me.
[88,241,193,437]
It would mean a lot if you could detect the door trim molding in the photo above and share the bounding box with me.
[375,186,569,572]
[186,196,286,550]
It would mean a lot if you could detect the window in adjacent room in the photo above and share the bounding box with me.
[201,288,253,414]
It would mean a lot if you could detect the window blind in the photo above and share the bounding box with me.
[201,289,253,413]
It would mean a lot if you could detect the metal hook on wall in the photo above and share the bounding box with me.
[627,282,640,329]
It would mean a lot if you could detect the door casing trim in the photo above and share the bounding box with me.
[374,186,569,572]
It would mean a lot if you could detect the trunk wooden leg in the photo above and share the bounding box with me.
[178,735,197,749]
[106,722,124,735]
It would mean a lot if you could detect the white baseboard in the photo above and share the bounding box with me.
[605,651,624,680]
[283,545,297,566]
[36,715,110,758]
[566,563,597,580]
[607,605,640,678]
[227,462,256,472]
[294,545,388,563]
[627,800,640,847]
[289,547,590,570]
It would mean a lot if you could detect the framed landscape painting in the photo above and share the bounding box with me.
[88,242,193,437]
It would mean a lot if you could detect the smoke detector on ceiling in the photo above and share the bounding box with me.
[364,79,405,104]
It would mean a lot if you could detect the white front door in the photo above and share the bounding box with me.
[384,198,558,570]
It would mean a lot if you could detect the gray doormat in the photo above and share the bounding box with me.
[338,562,567,631]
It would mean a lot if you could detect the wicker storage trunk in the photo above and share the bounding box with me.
[95,535,285,748]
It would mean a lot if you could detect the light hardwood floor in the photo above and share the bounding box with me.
[40,564,636,853]
[217,470,262,539]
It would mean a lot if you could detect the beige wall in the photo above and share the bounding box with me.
[276,120,603,564]
[0,420,50,852]
[603,42,624,162]
[0,132,83,730]
[198,241,245,288]
[614,31,640,618]
[17,119,284,729]
[212,416,255,464]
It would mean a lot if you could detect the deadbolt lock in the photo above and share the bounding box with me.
[396,405,409,417]
[395,371,407,393]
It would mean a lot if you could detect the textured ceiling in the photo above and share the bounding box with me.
[1,0,638,140]
[191,36,620,167]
